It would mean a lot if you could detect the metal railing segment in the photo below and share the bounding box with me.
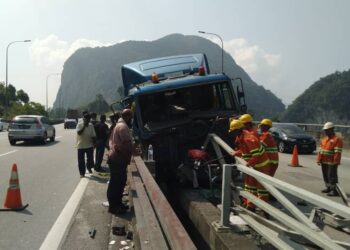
[203,133,350,250]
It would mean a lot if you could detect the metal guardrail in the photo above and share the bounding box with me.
[203,133,350,250]
[132,156,196,250]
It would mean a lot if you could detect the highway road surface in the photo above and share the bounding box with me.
[0,124,80,250]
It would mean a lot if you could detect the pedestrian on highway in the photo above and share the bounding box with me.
[91,112,98,126]
[239,113,259,139]
[259,119,279,176]
[94,115,109,172]
[229,119,271,212]
[317,122,343,196]
[76,113,96,177]
[107,109,133,214]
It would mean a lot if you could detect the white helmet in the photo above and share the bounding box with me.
[323,122,334,130]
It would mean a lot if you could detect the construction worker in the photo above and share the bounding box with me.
[239,114,259,139]
[229,119,271,211]
[317,122,343,197]
[259,119,279,176]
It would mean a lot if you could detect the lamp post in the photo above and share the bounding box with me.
[5,40,31,117]
[46,73,61,112]
[198,31,224,73]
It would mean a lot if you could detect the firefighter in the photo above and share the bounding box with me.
[259,119,279,176]
[239,113,259,139]
[317,122,343,197]
[229,119,270,211]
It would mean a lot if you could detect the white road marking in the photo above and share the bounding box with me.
[0,150,18,157]
[39,177,89,250]
[56,136,63,139]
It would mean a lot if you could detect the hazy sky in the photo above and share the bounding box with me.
[1,0,349,108]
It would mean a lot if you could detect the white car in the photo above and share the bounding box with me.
[8,115,55,145]
[0,118,9,131]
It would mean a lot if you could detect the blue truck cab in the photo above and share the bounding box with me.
[121,54,245,178]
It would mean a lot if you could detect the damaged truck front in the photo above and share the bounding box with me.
[120,54,246,182]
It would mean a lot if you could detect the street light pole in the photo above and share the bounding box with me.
[46,73,61,112]
[5,40,31,117]
[198,31,224,73]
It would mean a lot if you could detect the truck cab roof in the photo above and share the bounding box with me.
[122,54,210,96]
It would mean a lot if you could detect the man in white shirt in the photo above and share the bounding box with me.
[76,113,96,177]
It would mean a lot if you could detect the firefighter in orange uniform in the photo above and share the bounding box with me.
[317,122,343,196]
[229,119,270,211]
[259,119,279,176]
[239,114,259,139]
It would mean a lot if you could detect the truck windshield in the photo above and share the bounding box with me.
[139,81,237,128]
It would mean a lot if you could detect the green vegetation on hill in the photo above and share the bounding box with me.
[279,69,350,123]
[53,34,285,119]
[0,82,46,118]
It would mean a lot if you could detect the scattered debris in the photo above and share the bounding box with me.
[102,201,109,207]
[109,240,116,245]
[88,228,96,238]
[113,224,126,236]
[120,240,128,246]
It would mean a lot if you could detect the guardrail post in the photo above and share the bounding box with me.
[212,164,233,232]
[221,164,232,226]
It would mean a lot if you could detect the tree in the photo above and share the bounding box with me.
[17,89,29,104]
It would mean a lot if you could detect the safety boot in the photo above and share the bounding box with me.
[327,190,339,197]
[321,187,331,193]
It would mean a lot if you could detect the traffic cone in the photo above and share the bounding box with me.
[288,145,302,167]
[2,164,28,211]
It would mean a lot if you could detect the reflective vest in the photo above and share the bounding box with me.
[317,135,343,165]
[246,127,259,140]
[260,131,279,166]
[234,130,270,168]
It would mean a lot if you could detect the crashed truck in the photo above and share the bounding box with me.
[119,53,247,185]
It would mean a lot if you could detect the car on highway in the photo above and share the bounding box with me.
[8,115,56,145]
[0,118,10,131]
[64,118,77,129]
[269,123,316,154]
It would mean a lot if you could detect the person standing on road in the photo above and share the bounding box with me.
[107,109,133,214]
[259,119,279,177]
[317,122,343,196]
[229,119,271,212]
[76,113,96,177]
[94,115,109,172]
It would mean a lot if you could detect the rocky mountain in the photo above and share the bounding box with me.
[279,69,350,123]
[53,34,285,119]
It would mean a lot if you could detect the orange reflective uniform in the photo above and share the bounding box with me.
[234,130,270,208]
[260,131,279,176]
[246,127,259,139]
[317,135,343,166]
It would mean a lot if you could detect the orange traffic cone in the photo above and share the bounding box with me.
[2,164,28,211]
[288,145,302,167]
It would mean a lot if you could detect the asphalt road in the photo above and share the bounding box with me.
[0,124,80,250]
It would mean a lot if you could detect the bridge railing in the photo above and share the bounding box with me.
[131,156,196,250]
[204,133,350,250]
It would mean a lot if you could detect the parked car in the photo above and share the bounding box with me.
[0,118,10,131]
[64,118,77,129]
[269,123,316,154]
[8,115,55,145]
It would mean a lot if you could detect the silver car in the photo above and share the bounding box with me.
[8,115,56,145]
[0,118,9,131]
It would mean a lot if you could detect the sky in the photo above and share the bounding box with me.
[0,0,349,108]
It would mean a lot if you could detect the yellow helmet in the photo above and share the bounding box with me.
[259,118,272,127]
[239,114,253,124]
[229,119,244,132]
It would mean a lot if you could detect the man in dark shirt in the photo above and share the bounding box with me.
[94,115,109,172]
